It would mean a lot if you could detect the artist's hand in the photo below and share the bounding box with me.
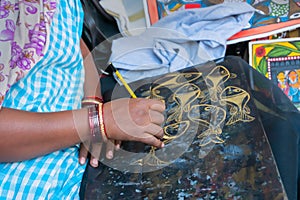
[103,98,165,148]
[79,140,121,167]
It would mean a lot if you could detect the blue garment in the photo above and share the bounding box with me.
[0,0,85,199]
[109,2,255,83]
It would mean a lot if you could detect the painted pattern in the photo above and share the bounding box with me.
[88,60,286,199]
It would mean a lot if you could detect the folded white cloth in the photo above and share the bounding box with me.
[109,2,255,83]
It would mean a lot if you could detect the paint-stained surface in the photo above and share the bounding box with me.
[82,58,287,200]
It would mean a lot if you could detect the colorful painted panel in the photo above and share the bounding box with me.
[249,37,300,110]
[267,56,300,109]
[145,0,300,43]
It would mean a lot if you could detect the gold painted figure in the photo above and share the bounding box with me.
[132,65,255,167]
[220,86,255,125]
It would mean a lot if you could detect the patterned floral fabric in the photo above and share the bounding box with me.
[0,0,56,107]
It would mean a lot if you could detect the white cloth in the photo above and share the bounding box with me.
[109,2,255,83]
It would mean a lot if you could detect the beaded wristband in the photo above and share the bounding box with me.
[87,104,102,143]
[98,103,108,142]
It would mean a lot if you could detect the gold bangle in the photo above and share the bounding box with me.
[82,99,102,105]
[98,103,108,142]
[82,96,103,107]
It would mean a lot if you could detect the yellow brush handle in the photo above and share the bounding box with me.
[115,70,137,99]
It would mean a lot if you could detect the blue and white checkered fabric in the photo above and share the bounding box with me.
[0,0,86,199]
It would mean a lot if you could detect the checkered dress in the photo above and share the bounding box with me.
[0,0,86,199]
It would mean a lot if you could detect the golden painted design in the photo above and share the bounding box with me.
[131,147,170,166]
[163,120,190,144]
[204,65,231,102]
[220,86,255,125]
[188,104,226,146]
[131,65,255,167]
[167,83,201,122]
[132,121,190,167]
[150,72,202,100]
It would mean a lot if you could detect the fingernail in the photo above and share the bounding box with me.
[107,151,113,159]
[92,159,98,166]
[79,157,85,165]
[161,142,164,148]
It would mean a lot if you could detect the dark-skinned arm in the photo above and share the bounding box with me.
[0,107,90,162]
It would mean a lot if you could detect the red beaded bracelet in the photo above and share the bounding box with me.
[85,96,103,102]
